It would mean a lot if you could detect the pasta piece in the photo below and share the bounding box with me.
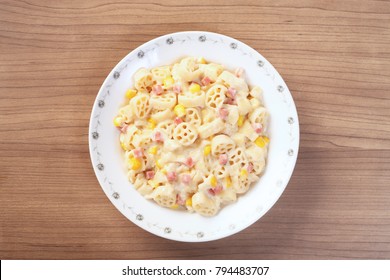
[205,84,227,110]
[222,123,238,136]
[120,125,140,150]
[132,129,152,148]
[199,63,224,81]
[249,107,269,127]
[178,91,205,107]
[213,164,229,179]
[151,66,171,84]
[172,122,198,146]
[151,109,175,123]
[211,135,236,156]
[249,86,263,102]
[130,93,151,119]
[217,70,248,92]
[150,92,177,110]
[239,120,258,141]
[152,185,176,208]
[192,191,219,216]
[119,104,135,123]
[225,105,239,125]
[236,96,252,115]
[184,107,202,127]
[228,147,248,169]
[250,97,261,110]
[133,68,153,91]
[197,118,225,139]
[201,108,216,124]
[156,120,175,139]
[219,187,237,203]
[231,132,246,147]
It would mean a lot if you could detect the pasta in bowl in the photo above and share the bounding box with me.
[89,31,299,242]
[114,57,270,217]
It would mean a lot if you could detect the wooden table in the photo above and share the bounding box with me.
[1,0,389,260]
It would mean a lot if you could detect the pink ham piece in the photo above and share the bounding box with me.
[253,123,263,134]
[219,154,228,165]
[152,84,163,95]
[176,194,185,206]
[145,170,155,180]
[181,174,191,185]
[247,162,254,173]
[174,117,183,125]
[173,84,181,94]
[226,87,237,99]
[120,124,128,133]
[153,131,164,143]
[235,67,244,78]
[201,76,211,86]
[184,157,194,168]
[208,185,223,196]
[166,171,177,182]
[133,148,144,158]
[218,107,229,120]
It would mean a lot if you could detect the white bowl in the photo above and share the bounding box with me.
[89,31,299,242]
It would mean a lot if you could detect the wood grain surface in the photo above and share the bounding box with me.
[1,0,390,260]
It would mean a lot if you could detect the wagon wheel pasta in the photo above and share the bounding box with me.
[114,56,270,217]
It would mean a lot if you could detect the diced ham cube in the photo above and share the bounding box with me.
[208,185,223,196]
[219,154,228,165]
[174,117,183,125]
[153,131,164,143]
[145,170,155,180]
[133,148,144,158]
[227,87,237,99]
[247,162,254,173]
[184,157,194,168]
[235,67,244,78]
[201,76,211,86]
[181,174,191,185]
[173,83,181,94]
[214,185,223,195]
[166,171,177,182]
[176,194,185,205]
[152,84,163,95]
[253,123,263,134]
[120,125,128,133]
[219,107,229,120]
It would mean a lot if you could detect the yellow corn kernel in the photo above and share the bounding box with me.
[148,145,158,155]
[160,168,167,175]
[156,159,163,169]
[149,180,158,189]
[129,157,142,170]
[147,118,157,129]
[170,204,179,209]
[198,57,207,64]
[255,137,266,148]
[174,104,186,117]
[120,141,127,151]
[185,197,192,207]
[210,175,217,187]
[125,89,137,99]
[163,76,175,88]
[203,145,211,156]
[263,136,270,143]
[113,116,123,127]
[189,83,201,93]
[226,176,232,188]
[237,115,244,127]
[240,168,248,178]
